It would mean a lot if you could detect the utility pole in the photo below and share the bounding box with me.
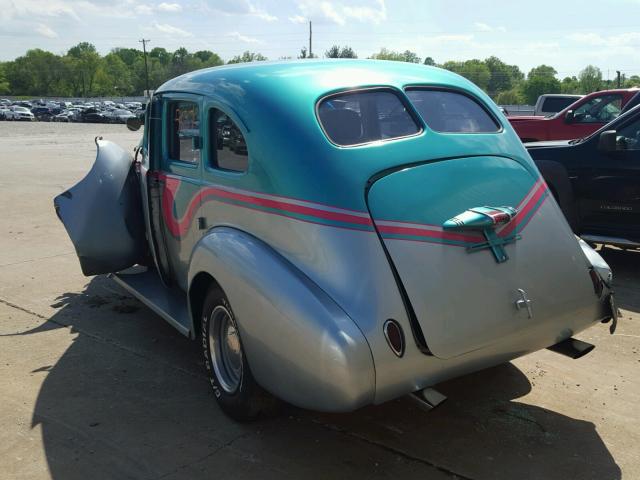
[616,70,621,88]
[309,21,313,58]
[139,39,151,97]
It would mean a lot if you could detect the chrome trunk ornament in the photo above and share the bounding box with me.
[515,288,533,318]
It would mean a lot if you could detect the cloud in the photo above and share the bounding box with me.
[201,0,277,21]
[153,21,192,37]
[158,2,182,12]
[227,31,264,44]
[134,4,154,15]
[474,22,506,32]
[295,0,386,25]
[288,14,306,24]
[35,23,58,38]
[566,31,640,47]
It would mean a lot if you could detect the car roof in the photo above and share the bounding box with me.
[156,59,486,103]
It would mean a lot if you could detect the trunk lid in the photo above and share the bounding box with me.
[368,156,597,359]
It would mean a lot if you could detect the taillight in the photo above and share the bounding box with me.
[589,268,603,297]
[383,319,405,357]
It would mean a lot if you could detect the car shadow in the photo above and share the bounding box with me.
[599,246,640,313]
[24,276,621,480]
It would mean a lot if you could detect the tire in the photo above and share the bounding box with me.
[201,286,278,421]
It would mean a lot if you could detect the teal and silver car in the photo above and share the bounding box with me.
[54,60,618,420]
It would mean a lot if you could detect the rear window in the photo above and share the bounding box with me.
[318,90,420,146]
[541,97,577,113]
[405,89,500,133]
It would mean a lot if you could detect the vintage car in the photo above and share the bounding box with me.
[527,104,640,247]
[54,60,617,420]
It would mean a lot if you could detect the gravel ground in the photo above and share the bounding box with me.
[0,121,638,480]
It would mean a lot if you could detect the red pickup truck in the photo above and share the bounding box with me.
[508,88,639,142]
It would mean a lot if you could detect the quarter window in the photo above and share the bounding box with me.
[209,109,248,172]
[168,101,200,163]
[405,89,500,133]
[318,90,420,146]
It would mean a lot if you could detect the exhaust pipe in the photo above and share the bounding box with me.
[547,337,595,359]
[409,387,448,412]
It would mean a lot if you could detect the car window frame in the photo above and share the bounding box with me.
[403,85,504,135]
[162,93,203,172]
[202,100,250,178]
[315,86,425,148]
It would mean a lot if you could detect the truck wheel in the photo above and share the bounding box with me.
[201,286,278,421]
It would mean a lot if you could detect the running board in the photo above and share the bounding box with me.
[547,337,595,359]
[581,234,640,249]
[409,387,448,412]
[109,267,191,337]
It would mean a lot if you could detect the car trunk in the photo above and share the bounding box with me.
[367,156,598,359]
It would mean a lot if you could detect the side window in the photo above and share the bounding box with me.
[617,118,640,151]
[405,89,500,133]
[167,101,200,163]
[208,109,249,172]
[574,95,622,124]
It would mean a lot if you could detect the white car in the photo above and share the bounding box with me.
[7,106,35,121]
[0,107,11,120]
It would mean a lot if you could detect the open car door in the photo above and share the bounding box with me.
[54,138,146,276]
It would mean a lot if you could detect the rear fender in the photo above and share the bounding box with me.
[54,138,146,275]
[188,227,375,412]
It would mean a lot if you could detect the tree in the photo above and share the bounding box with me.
[484,56,523,96]
[325,45,357,58]
[149,47,171,66]
[495,88,523,105]
[560,76,580,94]
[0,63,9,94]
[66,42,101,96]
[423,57,436,66]
[521,65,561,104]
[624,75,640,88]
[298,47,316,59]
[442,59,491,91]
[370,48,420,63]
[579,65,603,94]
[228,51,267,64]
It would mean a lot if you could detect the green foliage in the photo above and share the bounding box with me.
[1,44,637,105]
[442,59,491,91]
[495,88,523,105]
[521,65,561,104]
[228,51,267,64]
[370,48,421,63]
[325,45,357,58]
[578,65,603,93]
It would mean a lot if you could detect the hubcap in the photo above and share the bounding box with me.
[208,305,243,393]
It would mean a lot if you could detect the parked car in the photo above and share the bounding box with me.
[6,106,35,121]
[81,108,108,123]
[533,94,583,117]
[54,61,617,420]
[526,104,640,248]
[105,108,135,124]
[0,107,10,119]
[509,88,639,142]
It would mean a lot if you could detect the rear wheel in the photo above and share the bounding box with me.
[201,286,278,421]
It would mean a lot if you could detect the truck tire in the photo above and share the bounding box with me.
[201,285,279,421]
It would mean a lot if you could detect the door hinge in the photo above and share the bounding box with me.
[197,217,207,230]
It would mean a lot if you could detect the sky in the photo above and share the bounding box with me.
[1,0,639,79]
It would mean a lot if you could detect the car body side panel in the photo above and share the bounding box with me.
[188,227,376,412]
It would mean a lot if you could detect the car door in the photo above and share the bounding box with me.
[573,114,640,240]
[152,94,204,291]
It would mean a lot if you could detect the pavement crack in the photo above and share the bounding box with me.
[154,431,253,479]
[0,296,205,381]
[310,419,474,480]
